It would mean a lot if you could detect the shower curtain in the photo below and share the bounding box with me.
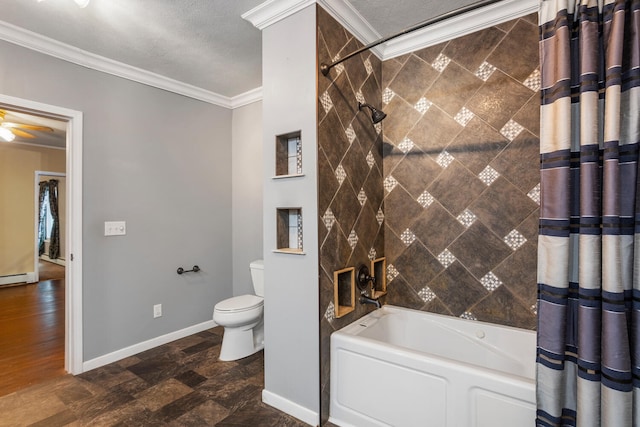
[537,0,640,426]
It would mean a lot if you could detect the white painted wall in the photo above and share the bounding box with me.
[232,101,264,295]
[0,39,233,361]
[261,5,320,425]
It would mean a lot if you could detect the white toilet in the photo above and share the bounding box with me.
[213,259,264,361]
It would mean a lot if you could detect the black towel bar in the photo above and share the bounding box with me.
[177,265,200,275]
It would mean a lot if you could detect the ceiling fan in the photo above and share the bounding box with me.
[0,110,54,142]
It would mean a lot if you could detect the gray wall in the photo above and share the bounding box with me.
[0,39,233,360]
[232,101,263,295]
[262,4,320,422]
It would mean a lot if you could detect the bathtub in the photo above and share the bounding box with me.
[329,305,536,427]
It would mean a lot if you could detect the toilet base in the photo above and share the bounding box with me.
[219,321,264,361]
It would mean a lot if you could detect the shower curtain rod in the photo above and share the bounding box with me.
[320,0,503,76]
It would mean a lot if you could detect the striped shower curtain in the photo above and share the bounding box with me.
[537,0,640,426]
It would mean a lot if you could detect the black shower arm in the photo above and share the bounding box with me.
[320,0,502,76]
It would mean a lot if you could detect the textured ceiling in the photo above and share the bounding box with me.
[0,0,265,97]
[0,0,483,148]
[349,0,480,38]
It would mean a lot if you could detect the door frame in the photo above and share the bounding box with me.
[0,94,83,375]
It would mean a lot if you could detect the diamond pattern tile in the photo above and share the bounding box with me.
[460,311,477,321]
[364,58,373,75]
[474,61,496,81]
[322,208,335,231]
[523,68,541,92]
[355,90,365,104]
[319,15,540,408]
[387,264,399,282]
[414,97,432,114]
[357,189,367,206]
[436,151,455,168]
[384,175,398,192]
[528,183,540,205]
[457,209,477,228]
[417,191,435,208]
[382,87,395,104]
[366,151,375,169]
[418,286,437,303]
[345,125,356,144]
[325,301,335,322]
[348,230,358,249]
[321,91,336,116]
[335,164,347,186]
[504,230,527,251]
[432,53,451,72]
[480,272,503,292]
[437,249,456,268]
[400,229,417,246]
[500,119,524,141]
[398,138,414,154]
[454,107,475,127]
[376,208,384,226]
[478,165,500,186]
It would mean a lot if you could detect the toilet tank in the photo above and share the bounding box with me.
[250,260,264,297]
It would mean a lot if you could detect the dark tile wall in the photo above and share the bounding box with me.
[317,5,384,424]
[381,16,539,329]
[317,9,539,425]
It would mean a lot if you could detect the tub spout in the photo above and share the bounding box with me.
[360,295,381,308]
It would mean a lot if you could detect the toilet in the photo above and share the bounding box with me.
[213,259,264,361]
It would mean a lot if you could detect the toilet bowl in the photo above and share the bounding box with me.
[213,260,264,361]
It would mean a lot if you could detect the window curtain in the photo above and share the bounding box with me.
[47,179,60,260]
[537,0,640,426]
[37,181,48,256]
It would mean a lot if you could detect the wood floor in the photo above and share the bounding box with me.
[0,261,66,397]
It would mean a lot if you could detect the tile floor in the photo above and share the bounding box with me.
[0,327,312,426]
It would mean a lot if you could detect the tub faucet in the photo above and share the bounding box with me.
[360,295,381,308]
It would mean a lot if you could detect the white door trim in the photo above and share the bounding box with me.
[0,94,84,375]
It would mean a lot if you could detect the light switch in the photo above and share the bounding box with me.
[104,221,126,236]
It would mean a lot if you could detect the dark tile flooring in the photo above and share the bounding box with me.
[0,327,312,426]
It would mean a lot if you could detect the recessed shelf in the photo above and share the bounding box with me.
[275,131,302,177]
[276,208,303,252]
[272,248,306,255]
[371,257,387,299]
[334,267,355,318]
[272,173,305,180]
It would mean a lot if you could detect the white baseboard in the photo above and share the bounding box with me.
[0,273,33,286]
[262,389,319,426]
[40,254,66,266]
[82,319,217,372]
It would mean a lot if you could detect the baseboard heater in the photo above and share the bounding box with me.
[0,272,36,286]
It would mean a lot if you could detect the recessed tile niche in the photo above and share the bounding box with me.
[275,208,303,254]
[275,131,302,177]
[371,257,387,298]
[334,267,355,318]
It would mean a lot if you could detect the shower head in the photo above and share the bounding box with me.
[358,102,387,124]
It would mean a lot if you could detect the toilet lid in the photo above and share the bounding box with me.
[215,294,263,312]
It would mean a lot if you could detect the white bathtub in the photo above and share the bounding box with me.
[329,305,536,427]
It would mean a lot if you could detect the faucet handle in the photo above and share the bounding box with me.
[357,265,375,292]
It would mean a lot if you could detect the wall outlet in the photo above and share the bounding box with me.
[153,304,162,318]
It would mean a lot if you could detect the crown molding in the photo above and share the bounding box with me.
[380,0,539,60]
[231,87,263,108]
[0,19,236,109]
[242,0,315,30]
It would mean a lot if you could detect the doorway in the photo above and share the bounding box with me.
[0,94,83,387]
